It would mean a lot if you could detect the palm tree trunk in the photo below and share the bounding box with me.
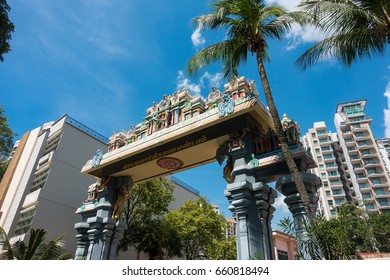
[255,50,312,216]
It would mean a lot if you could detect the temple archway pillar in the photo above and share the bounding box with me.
[74,176,132,260]
[275,172,323,259]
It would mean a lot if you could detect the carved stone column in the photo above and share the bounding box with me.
[74,176,132,260]
[252,180,277,259]
[223,134,276,260]
[275,172,323,260]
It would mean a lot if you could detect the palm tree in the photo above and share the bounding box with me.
[297,0,390,69]
[0,227,66,260]
[187,0,313,214]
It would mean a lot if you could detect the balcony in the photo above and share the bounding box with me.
[319,140,331,147]
[367,172,385,179]
[370,181,388,188]
[361,153,376,159]
[328,173,340,180]
[357,143,375,150]
[321,147,333,155]
[332,191,345,198]
[375,193,390,199]
[345,140,356,148]
[317,131,329,139]
[364,161,381,168]
[323,155,335,163]
[351,126,368,133]
[362,196,375,202]
[325,165,338,171]
[354,135,371,141]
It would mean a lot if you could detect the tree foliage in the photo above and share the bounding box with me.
[279,203,389,260]
[0,227,67,260]
[368,213,390,252]
[206,236,237,260]
[0,105,16,181]
[165,197,227,260]
[118,178,175,258]
[297,0,390,69]
[0,0,14,62]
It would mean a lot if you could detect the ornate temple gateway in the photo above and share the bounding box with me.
[74,77,321,260]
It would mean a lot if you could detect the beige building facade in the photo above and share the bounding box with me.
[304,100,390,217]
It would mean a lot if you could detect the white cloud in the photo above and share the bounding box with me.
[274,194,289,214]
[285,23,326,51]
[176,70,202,95]
[175,71,225,97]
[384,82,390,137]
[200,72,224,89]
[191,26,206,49]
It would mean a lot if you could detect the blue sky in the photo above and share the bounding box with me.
[1,0,390,226]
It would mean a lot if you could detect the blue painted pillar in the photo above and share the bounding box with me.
[224,143,277,260]
[275,172,324,260]
[74,176,132,260]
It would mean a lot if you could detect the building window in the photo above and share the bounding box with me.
[311,133,316,137]
[334,198,345,205]
[358,183,367,189]
[372,178,382,185]
[326,190,331,196]
[43,132,63,156]
[365,203,376,210]
[362,193,371,199]
[332,189,343,195]
[378,199,389,207]
[328,200,333,206]
[374,188,385,195]
[277,250,289,260]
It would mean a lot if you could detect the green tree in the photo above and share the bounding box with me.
[368,213,390,252]
[133,217,182,260]
[118,177,175,258]
[165,197,227,260]
[0,227,66,260]
[0,0,14,62]
[187,0,314,216]
[279,203,380,260]
[207,236,237,260]
[0,105,16,181]
[297,0,390,69]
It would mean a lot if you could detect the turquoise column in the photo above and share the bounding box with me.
[74,176,132,260]
[275,172,323,260]
[223,141,277,260]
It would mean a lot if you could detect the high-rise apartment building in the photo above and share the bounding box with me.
[376,138,390,177]
[0,115,109,253]
[303,122,350,219]
[335,100,390,214]
[304,100,390,218]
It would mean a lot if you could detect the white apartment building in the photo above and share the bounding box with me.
[303,121,349,219]
[0,115,109,253]
[304,100,390,217]
[335,100,390,215]
[376,138,390,177]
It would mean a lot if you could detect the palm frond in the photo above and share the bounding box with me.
[37,232,66,260]
[297,0,390,68]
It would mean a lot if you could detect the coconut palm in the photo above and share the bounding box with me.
[187,0,313,214]
[0,227,66,260]
[297,0,390,69]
